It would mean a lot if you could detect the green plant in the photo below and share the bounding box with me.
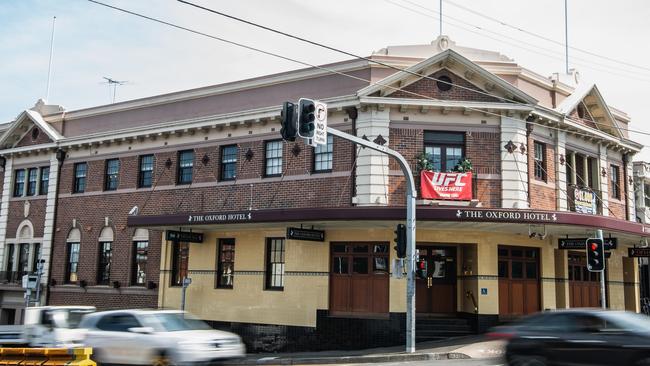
[416,152,434,173]
[454,158,473,173]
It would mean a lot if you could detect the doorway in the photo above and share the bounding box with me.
[498,246,540,317]
[568,252,603,308]
[416,245,457,314]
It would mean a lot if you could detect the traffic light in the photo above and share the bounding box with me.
[298,98,316,138]
[586,238,605,272]
[280,101,297,142]
[394,224,406,258]
[415,259,428,280]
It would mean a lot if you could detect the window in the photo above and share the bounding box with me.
[265,238,285,290]
[96,314,141,332]
[177,150,194,185]
[26,168,38,196]
[533,141,547,181]
[18,244,29,275]
[13,170,25,197]
[265,140,283,177]
[138,155,154,188]
[220,145,238,181]
[314,134,333,172]
[171,242,189,286]
[5,244,14,273]
[66,242,80,283]
[32,243,41,273]
[610,165,621,200]
[97,242,112,285]
[423,131,465,172]
[39,167,49,195]
[73,163,87,193]
[216,239,235,288]
[104,159,120,191]
[132,241,149,286]
[645,183,650,207]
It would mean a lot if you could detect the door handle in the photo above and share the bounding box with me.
[427,277,432,288]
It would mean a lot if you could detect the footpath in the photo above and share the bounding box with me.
[225,336,506,365]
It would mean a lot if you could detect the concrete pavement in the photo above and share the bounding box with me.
[224,336,506,365]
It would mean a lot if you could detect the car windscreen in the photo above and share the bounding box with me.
[602,312,650,333]
[49,309,94,329]
[148,313,212,332]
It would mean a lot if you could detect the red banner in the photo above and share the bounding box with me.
[420,171,473,200]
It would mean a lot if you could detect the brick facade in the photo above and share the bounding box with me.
[389,69,501,103]
[528,136,557,211]
[15,127,53,148]
[607,160,627,221]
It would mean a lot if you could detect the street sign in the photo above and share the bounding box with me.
[558,237,617,250]
[286,227,325,242]
[629,248,650,257]
[310,101,327,147]
[166,230,204,243]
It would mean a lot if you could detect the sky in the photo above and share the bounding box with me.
[1,0,649,161]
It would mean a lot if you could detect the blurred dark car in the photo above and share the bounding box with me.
[487,309,650,366]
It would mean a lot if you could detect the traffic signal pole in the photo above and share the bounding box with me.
[325,127,418,353]
[597,229,606,309]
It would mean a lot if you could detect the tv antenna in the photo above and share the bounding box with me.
[102,76,128,103]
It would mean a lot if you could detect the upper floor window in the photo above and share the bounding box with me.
[97,242,112,285]
[533,141,547,182]
[73,163,87,193]
[220,145,238,181]
[104,159,120,191]
[423,131,464,172]
[32,243,41,273]
[177,150,194,185]
[132,240,149,286]
[26,168,38,196]
[265,140,283,177]
[13,170,25,197]
[66,242,80,283]
[39,167,49,195]
[645,183,650,207]
[314,134,333,172]
[138,155,154,188]
[18,243,29,275]
[610,165,621,200]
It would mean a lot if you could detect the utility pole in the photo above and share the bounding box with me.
[597,229,606,309]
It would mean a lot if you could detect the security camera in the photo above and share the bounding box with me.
[538,233,547,240]
[128,206,139,216]
[529,232,536,238]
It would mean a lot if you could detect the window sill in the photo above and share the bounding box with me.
[264,287,284,292]
[264,174,282,178]
[215,286,233,290]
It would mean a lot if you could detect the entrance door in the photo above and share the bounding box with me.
[498,246,540,317]
[568,253,602,308]
[416,246,457,314]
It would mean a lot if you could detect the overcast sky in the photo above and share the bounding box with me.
[1,0,648,160]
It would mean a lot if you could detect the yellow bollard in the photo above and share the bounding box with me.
[22,348,46,366]
[66,348,95,366]
[42,349,70,366]
[0,348,25,366]
[0,348,94,366]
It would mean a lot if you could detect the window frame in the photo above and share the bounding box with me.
[215,238,235,289]
[5,244,15,273]
[313,134,334,173]
[96,241,112,285]
[104,159,120,191]
[264,140,283,177]
[610,164,621,200]
[170,241,189,287]
[219,145,238,181]
[17,243,29,275]
[138,155,154,189]
[422,131,465,172]
[39,167,50,195]
[26,168,38,196]
[32,243,41,273]
[132,240,149,286]
[265,238,286,291]
[66,242,81,284]
[73,163,87,194]
[533,141,547,182]
[176,150,194,185]
[13,169,25,197]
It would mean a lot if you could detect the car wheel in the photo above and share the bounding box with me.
[151,352,175,366]
[636,358,650,366]
[509,355,548,366]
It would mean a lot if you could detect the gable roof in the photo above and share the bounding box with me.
[358,49,538,105]
[0,109,63,149]
[556,83,623,138]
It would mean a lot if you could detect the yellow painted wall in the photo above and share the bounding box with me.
[554,249,569,309]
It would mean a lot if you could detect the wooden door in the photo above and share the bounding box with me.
[498,246,540,317]
[416,246,457,314]
[329,242,389,315]
[568,253,602,308]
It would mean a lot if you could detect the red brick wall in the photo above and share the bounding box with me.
[607,161,626,220]
[6,199,47,238]
[528,137,557,211]
[388,128,501,207]
[48,290,157,311]
[388,69,501,103]
[15,127,53,148]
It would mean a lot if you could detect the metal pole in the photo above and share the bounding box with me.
[45,16,56,101]
[564,0,569,74]
[181,277,187,311]
[439,0,443,36]
[326,127,417,352]
[35,259,44,306]
[597,229,606,309]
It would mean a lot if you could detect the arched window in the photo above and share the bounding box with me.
[132,229,149,286]
[66,228,81,283]
[97,227,114,285]
[16,221,34,277]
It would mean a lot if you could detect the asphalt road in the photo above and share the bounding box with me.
[302,359,506,366]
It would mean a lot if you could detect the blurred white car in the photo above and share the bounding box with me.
[78,309,245,365]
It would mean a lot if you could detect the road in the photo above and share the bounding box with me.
[300,359,505,366]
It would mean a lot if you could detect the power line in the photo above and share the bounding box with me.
[86,0,650,148]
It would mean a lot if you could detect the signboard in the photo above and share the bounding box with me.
[187,211,252,225]
[310,101,328,147]
[455,209,557,223]
[573,186,597,214]
[286,227,325,242]
[629,248,650,257]
[166,230,204,243]
[420,171,473,201]
[558,238,617,250]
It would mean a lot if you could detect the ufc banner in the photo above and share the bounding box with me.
[420,171,473,200]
